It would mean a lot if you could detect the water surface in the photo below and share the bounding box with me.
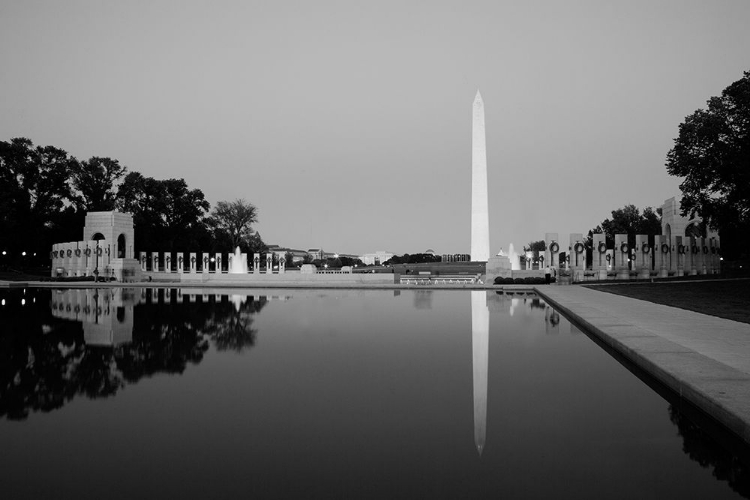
[1,287,748,499]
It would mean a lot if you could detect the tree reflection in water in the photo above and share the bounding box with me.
[669,404,750,498]
[0,288,267,420]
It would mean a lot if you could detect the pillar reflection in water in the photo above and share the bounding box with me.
[471,290,489,456]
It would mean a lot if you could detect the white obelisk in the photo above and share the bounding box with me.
[471,290,489,456]
[472,91,490,262]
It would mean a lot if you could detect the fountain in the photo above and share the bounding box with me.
[498,244,522,271]
[228,247,248,274]
[507,243,521,271]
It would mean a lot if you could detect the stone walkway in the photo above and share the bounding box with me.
[536,285,750,444]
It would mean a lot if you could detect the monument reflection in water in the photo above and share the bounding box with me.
[1,288,749,499]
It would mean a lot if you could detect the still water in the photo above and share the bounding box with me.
[1,287,749,499]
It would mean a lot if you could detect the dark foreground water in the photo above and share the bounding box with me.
[1,287,749,499]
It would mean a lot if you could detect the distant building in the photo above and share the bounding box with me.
[307,248,324,260]
[360,250,394,266]
[442,253,471,262]
[268,245,308,263]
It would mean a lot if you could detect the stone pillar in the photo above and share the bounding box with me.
[241,253,248,273]
[50,245,58,277]
[189,253,197,273]
[591,234,607,280]
[164,252,172,273]
[215,253,222,273]
[177,253,184,273]
[655,235,668,278]
[675,236,685,277]
[569,233,585,282]
[253,254,260,274]
[614,234,629,280]
[84,242,93,276]
[667,236,677,276]
[69,243,77,276]
[279,256,286,274]
[176,289,183,303]
[139,252,148,272]
[153,252,160,272]
[266,253,273,274]
[698,237,707,274]
[202,253,210,273]
[634,235,650,279]
[545,233,560,271]
[165,288,172,302]
[686,236,700,276]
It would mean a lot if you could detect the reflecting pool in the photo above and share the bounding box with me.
[1,287,749,499]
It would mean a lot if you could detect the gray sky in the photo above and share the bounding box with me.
[2,0,748,255]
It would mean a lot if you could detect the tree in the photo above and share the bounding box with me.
[284,251,296,267]
[209,199,258,250]
[116,172,210,251]
[0,138,77,263]
[588,204,661,248]
[247,232,267,255]
[71,156,127,212]
[666,70,750,259]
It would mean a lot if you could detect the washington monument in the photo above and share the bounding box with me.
[471,90,490,262]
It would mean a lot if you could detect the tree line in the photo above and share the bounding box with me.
[0,138,263,268]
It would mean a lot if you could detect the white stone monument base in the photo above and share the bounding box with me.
[485,255,512,283]
[109,258,143,282]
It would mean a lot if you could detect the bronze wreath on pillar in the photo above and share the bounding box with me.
[678,245,686,254]
[597,242,606,254]
[549,242,559,253]
[67,249,72,257]
[620,242,629,254]
[661,244,669,254]
[641,243,650,254]
[75,249,81,257]
[574,242,584,254]
[85,248,91,256]
[703,246,709,254]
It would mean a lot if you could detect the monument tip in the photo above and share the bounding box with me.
[474,89,483,101]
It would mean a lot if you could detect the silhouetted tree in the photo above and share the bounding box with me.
[666,70,750,260]
[209,199,258,249]
[71,156,127,212]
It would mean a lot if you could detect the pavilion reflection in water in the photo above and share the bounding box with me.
[50,288,140,346]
